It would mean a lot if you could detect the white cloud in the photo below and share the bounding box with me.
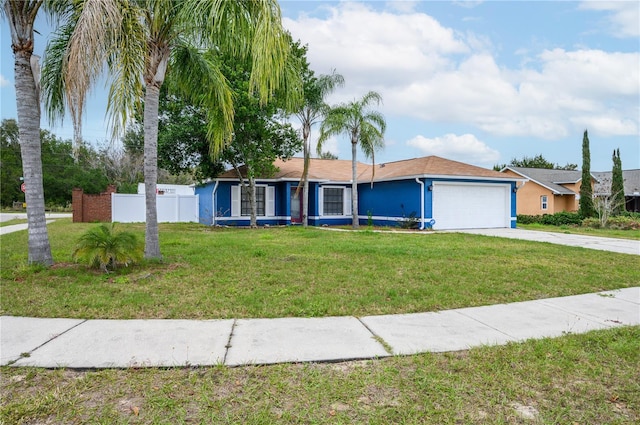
[283,2,468,94]
[579,1,640,38]
[284,2,639,145]
[406,133,500,166]
[0,74,9,87]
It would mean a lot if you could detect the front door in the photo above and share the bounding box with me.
[290,187,303,223]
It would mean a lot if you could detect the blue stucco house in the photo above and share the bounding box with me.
[195,156,524,230]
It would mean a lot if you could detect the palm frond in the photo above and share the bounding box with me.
[169,44,235,157]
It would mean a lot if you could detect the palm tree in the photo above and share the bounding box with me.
[294,68,344,227]
[3,0,53,266]
[73,223,143,272]
[317,91,386,229]
[42,0,299,259]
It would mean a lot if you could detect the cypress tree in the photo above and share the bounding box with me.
[611,148,625,215]
[579,130,595,218]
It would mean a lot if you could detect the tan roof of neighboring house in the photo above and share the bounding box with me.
[218,156,518,182]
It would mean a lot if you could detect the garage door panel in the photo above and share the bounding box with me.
[432,183,509,230]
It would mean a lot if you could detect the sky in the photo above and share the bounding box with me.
[1,0,639,172]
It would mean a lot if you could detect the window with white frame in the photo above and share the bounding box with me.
[241,186,265,216]
[231,185,275,217]
[541,195,548,210]
[323,188,344,215]
[319,186,351,216]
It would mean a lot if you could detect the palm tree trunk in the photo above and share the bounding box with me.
[143,83,161,259]
[351,141,359,229]
[302,133,310,227]
[10,11,53,266]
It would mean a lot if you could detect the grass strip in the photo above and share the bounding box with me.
[2,327,638,424]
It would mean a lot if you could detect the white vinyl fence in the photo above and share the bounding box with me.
[112,193,199,223]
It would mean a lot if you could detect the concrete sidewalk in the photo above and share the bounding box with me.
[0,213,71,236]
[1,287,638,369]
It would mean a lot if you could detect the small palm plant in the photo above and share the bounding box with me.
[73,224,143,272]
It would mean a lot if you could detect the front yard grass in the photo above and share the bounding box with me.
[518,223,640,240]
[1,219,638,319]
[2,326,638,424]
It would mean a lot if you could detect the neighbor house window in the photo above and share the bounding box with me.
[241,186,265,216]
[323,188,344,215]
[541,195,548,210]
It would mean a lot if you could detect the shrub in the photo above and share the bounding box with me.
[517,212,582,226]
[606,216,640,230]
[516,214,538,224]
[541,211,582,226]
[72,224,143,272]
[581,218,601,229]
[399,211,419,229]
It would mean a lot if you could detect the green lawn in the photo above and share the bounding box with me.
[1,219,638,319]
[3,220,639,424]
[518,223,640,240]
[2,327,638,424]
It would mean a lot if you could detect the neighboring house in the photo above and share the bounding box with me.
[500,167,598,216]
[593,169,640,213]
[195,156,523,230]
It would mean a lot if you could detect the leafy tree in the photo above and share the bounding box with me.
[318,91,386,229]
[579,130,596,218]
[0,119,23,207]
[40,131,109,206]
[1,119,108,207]
[611,148,625,215]
[220,57,302,227]
[97,141,143,194]
[42,0,300,260]
[291,42,344,227]
[493,154,577,171]
[156,87,225,181]
[3,0,53,265]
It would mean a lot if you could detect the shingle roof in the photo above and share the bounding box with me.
[505,167,588,195]
[217,156,518,182]
[593,169,640,196]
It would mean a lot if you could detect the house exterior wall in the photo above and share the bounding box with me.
[514,181,555,215]
[501,169,577,215]
[358,179,424,226]
[197,176,518,229]
[358,177,517,228]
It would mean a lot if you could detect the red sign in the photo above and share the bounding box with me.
[20,182,26,193]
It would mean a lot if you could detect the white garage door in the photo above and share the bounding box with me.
[432,182,510,230]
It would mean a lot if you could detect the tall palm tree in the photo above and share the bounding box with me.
[317,91,386,229]
[42,0,299,259]
[3,0,53,266]
[294,69,344,227]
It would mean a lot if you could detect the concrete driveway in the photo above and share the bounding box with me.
[456,228,640,255]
